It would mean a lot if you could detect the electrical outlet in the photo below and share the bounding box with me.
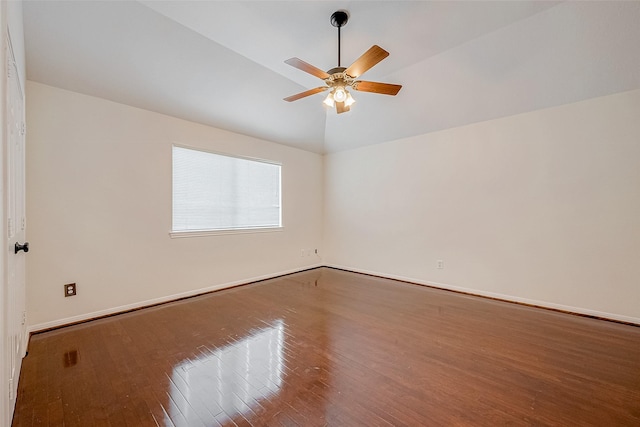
[437,260,444,269]
[64,283,77,297]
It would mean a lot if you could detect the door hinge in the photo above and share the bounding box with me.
[8,218,13,237]
[9,378,13,400]
[20,122,25,136]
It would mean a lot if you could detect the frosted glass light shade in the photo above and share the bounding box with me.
[344,92,355,107]
[334,87,347,102]
[323,92,335,107]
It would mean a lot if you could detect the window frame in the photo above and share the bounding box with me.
[170,144,283,238]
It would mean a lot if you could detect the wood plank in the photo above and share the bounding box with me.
[12,268,640,426]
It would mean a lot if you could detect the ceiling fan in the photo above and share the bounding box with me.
[283,10,402,114]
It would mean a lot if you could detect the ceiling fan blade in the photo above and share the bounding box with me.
[284,87,328,102]
[344,45,389,78]
[353,81,402,96]
[285,58,330,80]
[336,101,350,114]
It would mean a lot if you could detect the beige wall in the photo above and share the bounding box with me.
[26,83,640,328]
[26,82,324,330]
[324,89,640,323]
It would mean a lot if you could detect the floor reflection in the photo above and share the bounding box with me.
[168,320,285,424]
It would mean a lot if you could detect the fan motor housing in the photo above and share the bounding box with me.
[326,67,354,88]
[327,67,347,75]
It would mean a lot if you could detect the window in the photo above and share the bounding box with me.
[172,145,281,234]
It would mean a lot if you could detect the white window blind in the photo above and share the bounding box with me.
[172,146,281,233]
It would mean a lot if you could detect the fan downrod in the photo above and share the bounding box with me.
[331,11,349,67]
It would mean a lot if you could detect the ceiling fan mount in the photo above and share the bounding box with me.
[283,10,402,114]
[330,10,349,29]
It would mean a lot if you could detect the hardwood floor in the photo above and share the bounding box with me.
[12,267,640,426]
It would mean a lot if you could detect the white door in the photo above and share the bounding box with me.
[4,31,26,421]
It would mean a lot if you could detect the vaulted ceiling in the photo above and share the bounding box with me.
[23,1,640,153]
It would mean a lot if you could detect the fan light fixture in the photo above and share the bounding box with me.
[323,86,355,109]
[283,10,402,114]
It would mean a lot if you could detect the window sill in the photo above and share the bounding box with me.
[169,227,283,239]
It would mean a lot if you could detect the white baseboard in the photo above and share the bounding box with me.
[326,264,640,326]
[28,263,323,334]
[28,262,639,333]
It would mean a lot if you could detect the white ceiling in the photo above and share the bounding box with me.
[23,1,640,153]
